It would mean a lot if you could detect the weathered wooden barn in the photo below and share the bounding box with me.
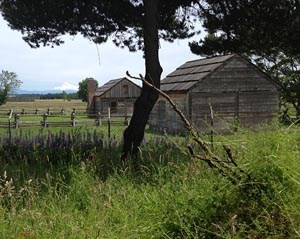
[149,54,280,134]
[88,77,141,115]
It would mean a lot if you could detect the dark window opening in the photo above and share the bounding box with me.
[110,101,117,113]
[123,85,129,95]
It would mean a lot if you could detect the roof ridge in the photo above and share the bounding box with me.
[166,70,211,78]
[95,77,127,97]
[160,54,237,92]
[95,77,141,97]
[161,80,199,85]
[185,54,236,64]
[98,77,126,88]
[102,77,125,84]
[177,61,227,70]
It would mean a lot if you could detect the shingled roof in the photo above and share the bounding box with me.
[161,54,235,92]
[94,77,125,97]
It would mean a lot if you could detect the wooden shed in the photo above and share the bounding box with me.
[88,77,141,115]
[149,54,280,134]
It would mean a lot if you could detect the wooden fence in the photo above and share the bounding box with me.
[0,107,86,116]
[0,108,130,138]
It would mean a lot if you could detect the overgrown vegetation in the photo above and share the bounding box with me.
[0,124,299,238]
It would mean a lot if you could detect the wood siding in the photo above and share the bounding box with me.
[93,78,141,114]
[149,93,188,134]
[94,98,136,115]
[149,55,280,134]
[98,79,141,99]
[192,58,278,93]
[190,56,279,133]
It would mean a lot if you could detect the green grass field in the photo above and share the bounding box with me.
[0,124,298,238]
[0,100,299,238]
[0,99,86,114]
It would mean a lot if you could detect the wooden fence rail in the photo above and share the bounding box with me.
[0,108,130,138]
[0,107,87,116]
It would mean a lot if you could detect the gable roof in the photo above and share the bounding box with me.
[95,77,141,97]
[160,54,236,92]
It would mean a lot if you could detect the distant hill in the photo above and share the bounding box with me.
[14,89,77,95]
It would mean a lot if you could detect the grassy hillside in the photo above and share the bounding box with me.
[0,123,299,238]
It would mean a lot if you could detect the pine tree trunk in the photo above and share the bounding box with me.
[121,0,162,160]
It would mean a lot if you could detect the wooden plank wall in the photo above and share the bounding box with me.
[149,56,280,134]
[99,79,141,99]
[190,56,279,133]
[93,79,141,115]
[94,98,136,115]
[192,57,278,93]
[148,93,188,134]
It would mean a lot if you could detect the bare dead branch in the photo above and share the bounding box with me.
[127,71,207,147]
[126,71,252,184]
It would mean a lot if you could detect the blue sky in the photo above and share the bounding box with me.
[0,15,201,91]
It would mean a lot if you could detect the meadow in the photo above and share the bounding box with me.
[1,99,87,113]
[0,100,299,238]
[0,99,128,139]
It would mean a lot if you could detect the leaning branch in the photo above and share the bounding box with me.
[126,71,210,153]
[126,71,252,184]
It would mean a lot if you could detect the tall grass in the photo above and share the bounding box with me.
[0,124,299,238]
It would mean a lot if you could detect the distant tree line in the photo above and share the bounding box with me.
[39,91,79,100]
[13,92,79,100]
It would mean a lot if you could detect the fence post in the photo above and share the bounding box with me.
[8,109,13,117]
[42,113,48,128]
[124,106,129,126]
[71,109,76,127]
[21,108,26,115]
[108,107,111,138]
[95,112,102,126]
[8,119,11,142]
[14,113,19,129]
[61,107,65,115]
[234,89,240,132]
[209,103,214,151]
[35,108,39,115]
[8,109,13,142]
[47,108,51,116]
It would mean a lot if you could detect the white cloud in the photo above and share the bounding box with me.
[54,82,78,91]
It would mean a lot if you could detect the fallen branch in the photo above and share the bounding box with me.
[126,71,251,184]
